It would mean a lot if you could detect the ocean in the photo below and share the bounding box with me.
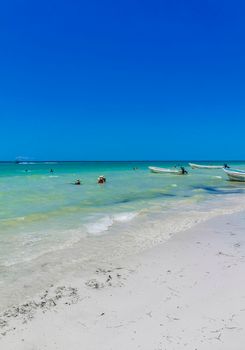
[1,161,245,309]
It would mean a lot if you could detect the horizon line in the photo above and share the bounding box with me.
[1,159,245,163]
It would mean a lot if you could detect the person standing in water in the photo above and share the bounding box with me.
[180,167,188,175]
[97,176,106,184]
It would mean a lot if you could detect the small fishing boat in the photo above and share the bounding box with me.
[189,163,226,169]
[149,166,186,175]
[223,168,245,182]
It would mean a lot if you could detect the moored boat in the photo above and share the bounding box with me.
[223,168,245,182]
[149,166,187,175]
[189,163,227,169]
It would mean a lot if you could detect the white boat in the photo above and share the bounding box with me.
[189,162,225,169]
[223,168,245,182]
[149,166,184,175]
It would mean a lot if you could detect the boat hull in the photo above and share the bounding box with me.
[223,169,245,182]
[149,166,182,175]
[189,163,224,169]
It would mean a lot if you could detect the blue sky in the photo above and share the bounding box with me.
[0,0,244,160]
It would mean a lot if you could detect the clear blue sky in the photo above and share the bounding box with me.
[0,0,244,160]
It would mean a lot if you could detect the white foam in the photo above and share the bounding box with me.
[0,216,25,222]
[86,216,114,235]
[113,212,138,222]
[16,216,25,221]
[86,212,138,235]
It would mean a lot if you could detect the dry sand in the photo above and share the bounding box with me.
[1,210,245,350]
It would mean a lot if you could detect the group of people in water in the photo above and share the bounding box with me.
[27,164,230,184]
[25,164,230,186]
[74,175,106,185]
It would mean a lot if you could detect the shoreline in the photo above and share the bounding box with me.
[1,193,245,311]
[1,210,245,349]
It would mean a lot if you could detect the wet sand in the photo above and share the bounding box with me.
[1,211,245,349]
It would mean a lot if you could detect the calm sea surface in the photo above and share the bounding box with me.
[1,161,245,308]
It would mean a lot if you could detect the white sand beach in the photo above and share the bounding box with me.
[1,210,245,350]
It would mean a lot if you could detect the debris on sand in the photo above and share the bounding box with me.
[85,279,105,289]
[0,286,79,336]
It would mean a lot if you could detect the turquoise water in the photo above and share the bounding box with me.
[1,161,245,308]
